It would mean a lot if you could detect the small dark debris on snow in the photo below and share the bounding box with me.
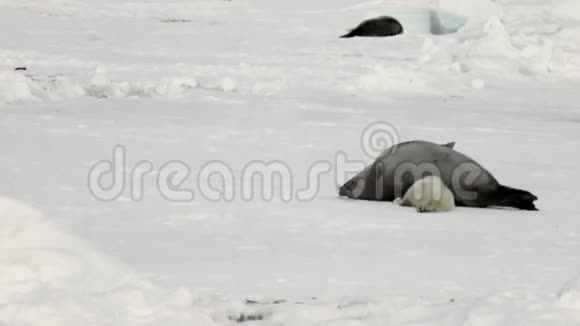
[14,67,27,71]
[160,18,191,23]
[245,297,318,305]
[232,314,264,323]
[245,298,286,305]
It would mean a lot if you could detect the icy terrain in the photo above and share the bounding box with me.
[2,0,580,325]
[0,197,217,325]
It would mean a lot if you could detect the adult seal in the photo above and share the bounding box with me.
[339,140,538,210]
[340,16,403,38]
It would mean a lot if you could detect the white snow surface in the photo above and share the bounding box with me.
[2,0,580,325]
[0,197,217,326]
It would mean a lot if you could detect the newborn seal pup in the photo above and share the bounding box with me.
[339,140,538,210]
[340,16,403,38]
[396,175,455,213]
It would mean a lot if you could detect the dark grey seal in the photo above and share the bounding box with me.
[340,16,403,38]
[339,140,538,210]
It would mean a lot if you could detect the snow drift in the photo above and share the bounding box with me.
[0,197,217,326]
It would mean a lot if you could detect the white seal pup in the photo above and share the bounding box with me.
[339,140,538,210]
[340,16,403,38]
[396,175,455,213]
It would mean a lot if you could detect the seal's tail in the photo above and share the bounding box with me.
[494,185,538,210]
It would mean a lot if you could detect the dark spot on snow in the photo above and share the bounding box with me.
[245,298,286,305]
[160,18,191,23]
[231,314,264,323]
[14,67,27,71]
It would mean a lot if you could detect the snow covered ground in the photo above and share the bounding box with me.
[0,197,218,325]
[2,0,580,324]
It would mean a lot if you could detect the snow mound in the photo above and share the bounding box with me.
[438,0,503,27]
[0,70,85,104]
[191,291,580,326]
[383,9,466,35]
[558,274,580,309]
[382,0,498,36]
[0,71,38,103]
[0,68,203,103]
[0,197,217,326]
[0,66,286,104]
[407,0,580,77]
[420,15,561,76]
[85,66,201,99]
[353,65,432,93]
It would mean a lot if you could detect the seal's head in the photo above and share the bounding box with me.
[339,177,364,198]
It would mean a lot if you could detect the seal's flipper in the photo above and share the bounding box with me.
[494,185,538,211]
[442,141,456,149]
[394,197,408,206]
